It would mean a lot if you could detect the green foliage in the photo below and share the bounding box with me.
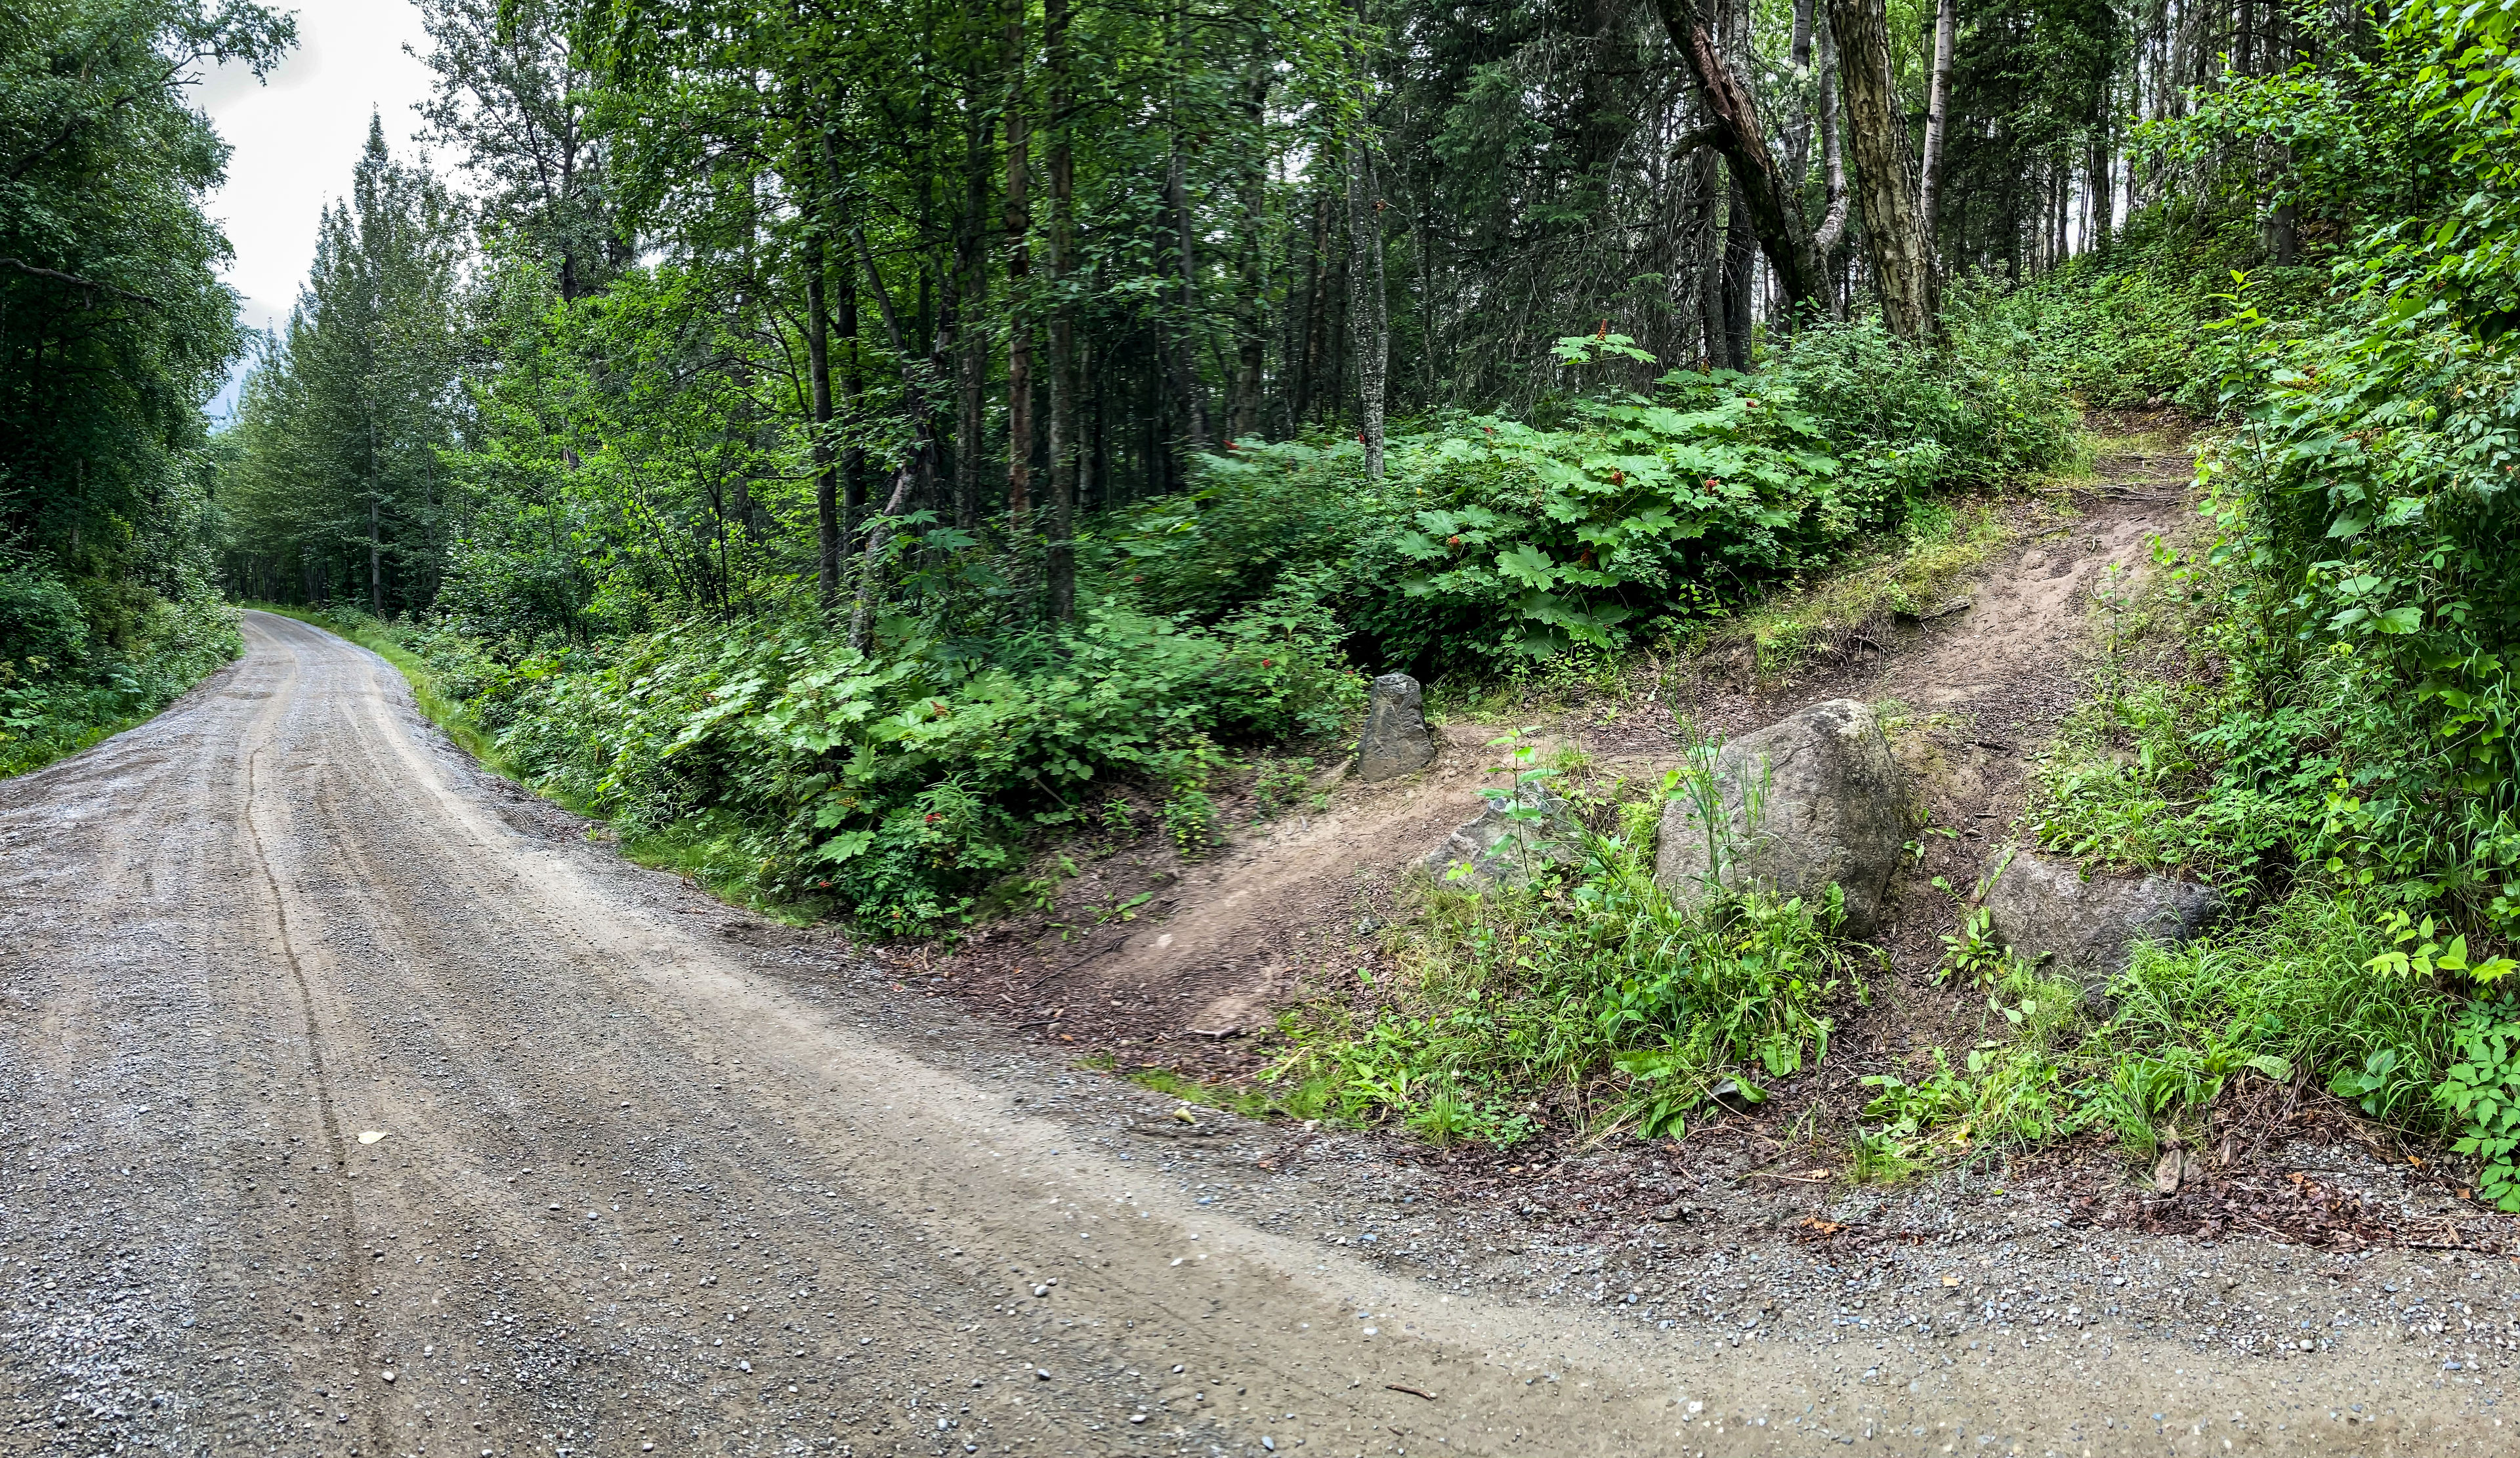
[2443,998,2520,1211]
[2074,1,2520,940]
[1937,906,2013,985]
[2194,273,2520,927]
[1,1,282,743]
[1268,791,1862,1146]
[2095,890,2454,1134]
[1131,316,2072,674]
[419,597,1358,934]
[0,585,240,776]
[1849,890,2460,1175]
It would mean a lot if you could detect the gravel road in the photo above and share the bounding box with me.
[1,611,2512,1457]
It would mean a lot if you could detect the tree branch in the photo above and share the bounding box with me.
[0,257,159,307]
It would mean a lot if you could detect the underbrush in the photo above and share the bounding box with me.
[1856,891,2465,1177]
[0,570,240,777]
[1106,314,2076,677]
[1268,780,1872,1147]
[379,600,1361,934]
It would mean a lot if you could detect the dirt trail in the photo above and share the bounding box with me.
[0,611,2507,1457]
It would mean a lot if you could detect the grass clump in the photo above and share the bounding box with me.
[1853,888,2467,1177]
[1269,789,1869,1147]
[1711,496,2018,683]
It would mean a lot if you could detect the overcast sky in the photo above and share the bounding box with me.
[198,0,439,419]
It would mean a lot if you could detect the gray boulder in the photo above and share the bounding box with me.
[1422,790,1580,891]
[1983,846,2224,991]
[1653,698,1905,938]
[1354,673,1436,782]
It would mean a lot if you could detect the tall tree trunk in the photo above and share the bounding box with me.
[1691,144,1727,366]
[807,230,839,614]
[1722,178,1755,366]
[1001,0,1034,533]
[955,83,988,534]
[1918,0,1956,250]
[1293,192,1330,424]
[1044,0,1078,622]
[2086,116,2112,255]
[1813,10,1849,256]
[1228,68,1269,443]
[839,250,867,552]
[1784,0,1816,179]
[848,226,942,652]
[1648,0,1828,314]
[1164,144,1213,451]
[1345,129,1388,479]
[1827,0,1932,338]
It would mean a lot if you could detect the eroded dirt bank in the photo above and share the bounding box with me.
[1,611,2512,1457]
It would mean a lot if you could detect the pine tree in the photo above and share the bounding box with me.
[226,119,463,613]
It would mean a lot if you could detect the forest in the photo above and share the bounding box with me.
[5,0,2517,1188]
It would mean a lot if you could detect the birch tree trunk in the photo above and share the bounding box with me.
[1918,0,1955,249]
[1827,0,1932,339]
[1345,131,1388,480]
[1813,10,1849,255]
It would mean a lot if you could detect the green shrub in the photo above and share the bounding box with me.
[1269,788,1865,1146]
[460,595,1360,934]
[0,580,240,776]
[1098,320,2076,677]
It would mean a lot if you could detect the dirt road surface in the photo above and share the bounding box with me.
[0,611,2507,1456]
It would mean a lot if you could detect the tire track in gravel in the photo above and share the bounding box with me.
[241,740,380,1455]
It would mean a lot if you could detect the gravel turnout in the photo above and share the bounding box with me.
[3,610,2519,1456]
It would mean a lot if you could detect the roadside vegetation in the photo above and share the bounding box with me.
[0,3,282,776]
[0,574,239,777]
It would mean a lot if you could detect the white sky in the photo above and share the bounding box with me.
[197,0,439,418]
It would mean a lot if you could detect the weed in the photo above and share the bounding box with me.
[1250,757,1318,820]
[1937,907,2012,985]
[2443,998,2520,1211]
[1270,781,1864,1146]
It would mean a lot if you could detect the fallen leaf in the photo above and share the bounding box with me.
[1941,1274,1961,1287]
